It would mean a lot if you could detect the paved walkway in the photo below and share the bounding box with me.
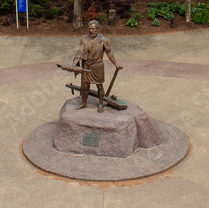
[0,29,209,69]
[1,29,209,208]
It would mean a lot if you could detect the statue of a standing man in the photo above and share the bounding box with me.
[72,20,123,113]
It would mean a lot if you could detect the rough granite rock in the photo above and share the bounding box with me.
[53,96,162,158]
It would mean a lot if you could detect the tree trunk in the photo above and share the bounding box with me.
[73,0,83,28]
[186,0,191,22]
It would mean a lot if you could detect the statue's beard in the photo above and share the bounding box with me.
[89,33,98,38]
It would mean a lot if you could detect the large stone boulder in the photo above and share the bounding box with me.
[53,96,162,158]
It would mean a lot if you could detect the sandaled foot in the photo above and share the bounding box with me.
[75,103,87,110]
[97,104,104,113]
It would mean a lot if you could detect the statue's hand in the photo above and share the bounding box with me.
[56,64,62,68]
[69,65,77,72]
[115,64,123,70]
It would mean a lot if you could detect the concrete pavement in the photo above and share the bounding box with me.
[0,29,209,69]
[1,29,209,208]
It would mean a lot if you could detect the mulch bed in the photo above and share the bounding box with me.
[0,0,208,36]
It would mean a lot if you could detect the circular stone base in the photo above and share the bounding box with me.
[23,119,189,181]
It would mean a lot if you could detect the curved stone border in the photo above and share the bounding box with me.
[23,120,189,181]
[1,60,209,87]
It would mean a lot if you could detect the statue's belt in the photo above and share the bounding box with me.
[85,62,104,67]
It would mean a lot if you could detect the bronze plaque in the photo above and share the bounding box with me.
[83,133,99,147]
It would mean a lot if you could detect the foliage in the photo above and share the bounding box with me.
[126,5,143,27]
[1,0,207,28]
[97,13,106,23]
[191,3,209,25]
[0,0,15,15]
[177,4,186,15]
[157,7,169,17]
[147,2,186,16]
[147,7,158,20]
[148,12,155,20]
[148,1,209,27]
[44,7,58,19]
[49,7,58,16]
[197,2,209,9]
[129,7,136,13]
[29,4,43,17]
[148,2,157,8]
[126,17,138,27]
[134,13,142,21]
[152,18,160,26]
[163,11,174,20]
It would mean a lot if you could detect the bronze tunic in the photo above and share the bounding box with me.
[74,34,111,84]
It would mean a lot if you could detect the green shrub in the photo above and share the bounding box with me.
[157,7,169,17]
[147,2,185,26]
[156,2,169,9]
[0,1,10,9]
[163,11,174,20]
[98,14,106,23]
[129,7,136,13]
[148,1,209,27]
[134,13,143,21]
[197,2,209,9]
[50,7,58,15]
[191,4,209,25]
[126,11,143,27]
[152,18,160,26]
[44,7,58,20]
[148,13,156,20]
[0,0,15,15]
[148,2,157,8]
[148,7,158,16]
[169,2,181,12]
[176,3,186,15]
[29,4,43,17]
[126,17,138,27]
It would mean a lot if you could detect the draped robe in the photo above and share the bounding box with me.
[74,34,111,84]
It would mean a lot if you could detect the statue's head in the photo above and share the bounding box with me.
[88,20,99,38]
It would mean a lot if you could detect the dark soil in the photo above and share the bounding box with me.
[0,0,208,36]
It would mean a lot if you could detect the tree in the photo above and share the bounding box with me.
[73,0,83,28]
[185,0,191,22]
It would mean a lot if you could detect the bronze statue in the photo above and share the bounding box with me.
[58,20,123,113]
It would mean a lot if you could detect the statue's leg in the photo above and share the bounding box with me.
[97,84,104,113]
[76,82,90,110]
